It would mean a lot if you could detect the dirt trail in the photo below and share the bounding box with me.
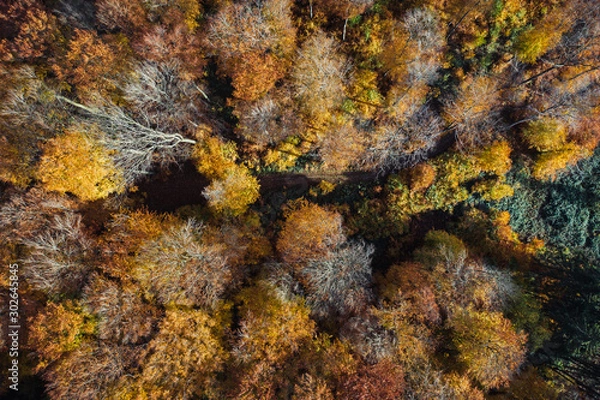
[138,164,381,212]
[257,171,381,192]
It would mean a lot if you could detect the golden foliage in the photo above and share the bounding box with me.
[29,300,96,372]
[531,144,588,180]
[514,12,568,64]
[194,136,260,215]
[140,307,228,399]
[232,282,316,398]
[472,178,515,201]
[449,306,527,389]
[193,136,238,180]
[522,119,568,152]
[36,128,124,201]
[410,163,436,192]
[474,140,513,175]
[203,168,260,216]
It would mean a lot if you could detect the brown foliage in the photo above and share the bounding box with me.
[0,1,59,62]
[206,0,296,100]
[43,343,137,400]
[132,23,206,80]
[276,202,345,265]
[53,29,132,99]
[83,275,160,345]
[319,119,367,172]
[337,360,405,400]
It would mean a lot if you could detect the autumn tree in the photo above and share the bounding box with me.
[338,312,397,363]
[134,218,232,309]
[206,0,296,100]
[0,1,60,63]
[0,66,67,187]
[43,342,137,400]
[315,0,374,40]
[53,29,132,100]
[292,374,335,400]
[57,94,196,186]
[513,5,572,64]
[0,188,77,245]
[137,307,228,400]
[202,169,261,216]
[132,13,206,80]
[291,31,350,122]
[28,300,96,373]
[36,126,125,201]
[364,103,444,171]
[95,0,147,34]
[449,306,528,389]
[380,8,445,91]
[234,87,301,148]
[123,60,207,135]
[276,202,345,265]
[318,118,367,171]
[231,281,316,399]
[337,360,405,400]
[416,230,517,315]
[194,136,260,216]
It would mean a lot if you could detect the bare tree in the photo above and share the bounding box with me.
[443,75,503,149]
[291,31,350,120]
[402,8,445,86]
[56,94,196,186]
[134,219,232,309]
[206,0,294,61]
[83,275,160,345]
[22,213,93,296]
[124,60,205,134]
[301,240,374,318]
[0,187,76,242]
[339,312,396,363]
[235,88,301,147]
[364,103,443,172]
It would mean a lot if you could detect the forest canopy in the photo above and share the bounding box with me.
[0,0,599,399]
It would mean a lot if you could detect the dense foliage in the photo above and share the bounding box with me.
[0,0,599,398]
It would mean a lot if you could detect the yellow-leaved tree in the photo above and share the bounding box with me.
[449,306,528,390]
[231,281,316,399]
[136,307,229,400]
[36,127,124,201]
[193,136,260,216]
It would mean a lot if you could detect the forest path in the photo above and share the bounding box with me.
[138,166,381,212]
[257,170,381,192]
[138,131,456,212]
